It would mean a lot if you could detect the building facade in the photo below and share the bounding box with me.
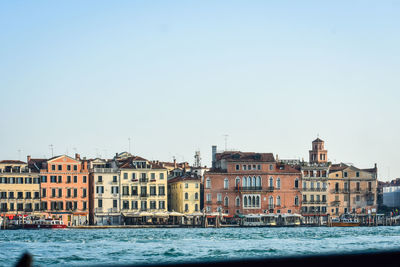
[39,154,90,226]
[328,163,377,215]
[118,156,168,223]
[89,158,121,225]
[204,148,302,216]
[0,160,40,215]
[168,173,201,214]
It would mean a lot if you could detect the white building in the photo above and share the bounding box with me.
[383,186,400,208]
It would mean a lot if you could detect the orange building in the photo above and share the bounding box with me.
[38,154,89,226]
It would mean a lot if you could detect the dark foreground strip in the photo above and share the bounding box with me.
[15,250,400,267]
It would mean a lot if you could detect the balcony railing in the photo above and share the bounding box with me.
[93,168,117,173]
[303,188,327,192]
[235,186,262,192]
[330,201,340,206]
[139,178,149,183]
[266,186,274,192]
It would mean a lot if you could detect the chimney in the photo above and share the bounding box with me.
[75,153,80,160]
[212,145,217,168]
[27,155,31,163]
[174,158,177,168]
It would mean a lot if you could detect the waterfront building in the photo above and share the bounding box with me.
[39,154,90,226]
[0,159,40,215]
[300,138,330,222]
[160,160,190,176]
[168,173,201,214]
[328,163,377,215]
[204,146,302,216]
[89,158,121,225]
[118,155,168,224]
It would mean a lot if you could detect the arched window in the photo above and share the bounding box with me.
[252,196,256,207]
[295,196,299,206]
[244,196,247,207]
[206,178,211,189]
[256,176,261,187]
[276,178,281,189]
[224,178,229,189]
[269,196,274,208]
[277,196,281,206]
[252,176,256,187]
[195,192,198,200]
[185,204,188,211]
[256,196,260,207]
[242,177,247,187]
[269,177,274,188]
[236,196,240,207]
[294,178,299,188]
[247,176,251,187]
[235,177,240,188]
[185,192,188,200]
[224,196,229,206]
[195,204,198,211]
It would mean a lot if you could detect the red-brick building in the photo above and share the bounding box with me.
[204,148,302,215]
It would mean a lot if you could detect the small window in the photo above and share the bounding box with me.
[269,164,273,171]
[235,165,240,170]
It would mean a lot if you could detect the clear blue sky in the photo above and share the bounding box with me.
[0,1,399,180]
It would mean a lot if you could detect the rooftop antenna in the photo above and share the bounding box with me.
[17,149,21,161]
[223,134,229,151]
[49,144,54,157]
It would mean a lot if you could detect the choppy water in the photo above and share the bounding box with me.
[1,227,400,266]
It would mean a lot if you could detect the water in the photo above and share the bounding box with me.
[1,227,400,266]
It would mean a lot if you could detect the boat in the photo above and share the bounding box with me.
[8,217,67,229]
[241,214,278,227]
[331,214,360,227]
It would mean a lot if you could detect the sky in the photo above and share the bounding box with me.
[0,1,399,181]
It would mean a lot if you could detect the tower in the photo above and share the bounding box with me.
[309,138,328,164]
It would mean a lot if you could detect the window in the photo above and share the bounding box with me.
[159,201,165,209]
[51,165,55,171]
[235,164,240,170]
[195,192,199,200]
[140,186,147,197]
[184,192,189,200]
[224,196,229,206]
[67,176,71,183]
[295,196,299,206]
[58,165,62,171]
[158,186,165,196]
[195,204,199,211]
[131,186,138,195]
[224,178,229,189]
[269,177,273,188]
[151,173,156,180]
[276,178,281,189]
[256,176,261,187]
[294,179,299,188]
[185,204,189,211]
[150,201,156,209]
[195,183,199,188]
[98,199,103,208]
[131,200,138,209]
[217,193,222,202]
[123,201,129,209]
[83,176,87,183]
[111,186,119,194]
[356,182,360,191]
[344,172,348,178]
[73,165,77,171]
[58,176,62,183]
[122,186,129,196]
[160,173,164,180]
[42,189,46,198]
[277,196,281,206]
[356,172,360,177]
[206,178,211,189]
[269,164,273,170]
[124,173,128,179]
[257,164,261,170]
[113,176,118,182]
[242,177,247,187]
[206,193,212,202]
[140,201,147,210]
[67,165,71,171]
[150,186,156,196]
[67,189,71,198]
[73,189,77,197]
[58,189,62,197]
[235,197,240,207]
[82,188,87,198]
[73,176,77,183]
[268,196,274,208]
[185,183,188,189]
[96,186,104,194]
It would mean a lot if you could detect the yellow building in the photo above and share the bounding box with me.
[118,156,168,223]
[328,163,377,216]
[168,173,201,214]
[0,160,41,215]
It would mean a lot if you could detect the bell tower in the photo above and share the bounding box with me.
[309,138,328,164]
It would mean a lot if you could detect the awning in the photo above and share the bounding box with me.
[152,212,169,217]
[168,211,184,216]
[185,212,203,217]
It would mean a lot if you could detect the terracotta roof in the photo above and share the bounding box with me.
[312,138,324,143]
[168,173,201,183]
[0,160,26,164]
[330,164,348,172]
[119,156,166,169]
[274,163,302,173]
[216,151,275,162]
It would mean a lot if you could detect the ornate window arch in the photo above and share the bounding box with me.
[276,177,281,189]
[277,195,281,206]
[236,196,240,207]
[224,196,229,206]
[256,176,261,187]
[269,177,274,187]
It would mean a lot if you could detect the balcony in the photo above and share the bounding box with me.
[24,209,33,212]
[140,193,148,197]
[140,208,147,211]
[235,186,262,192]
[93,168,117,173]
[266,186,274,192]
[330,201,340,206]
[139,178,148,183]
[0,208,8,212]
[217,201,222,204]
